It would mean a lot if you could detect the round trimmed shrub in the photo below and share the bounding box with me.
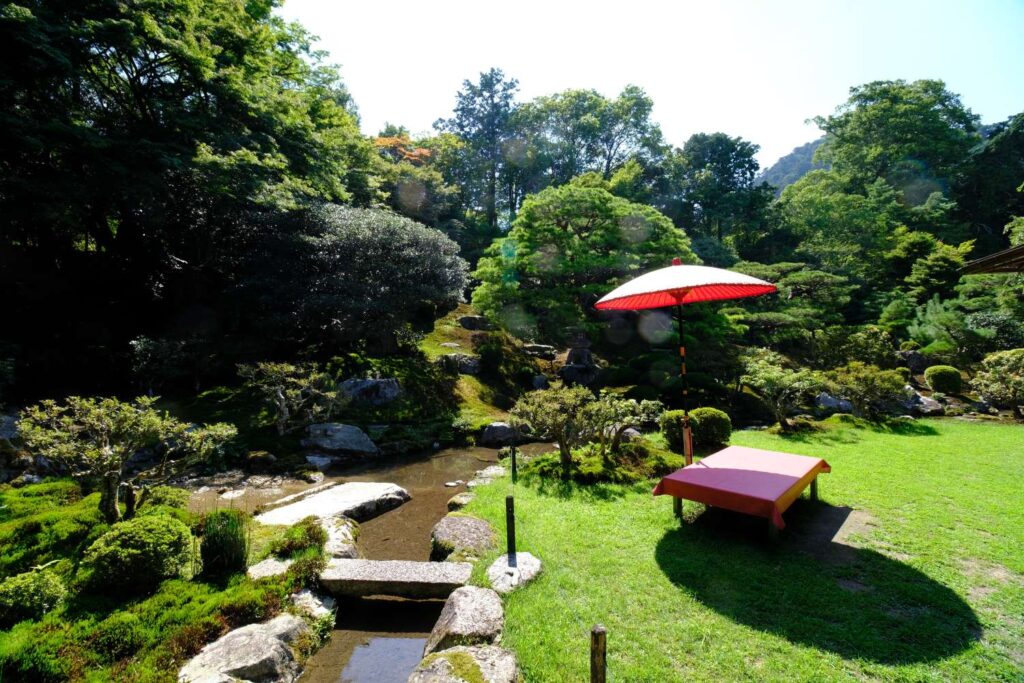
[92,612,146,662]
[0,569,66,626]
[690,407,732,447]
[900,340,921,351]
[924,365,962,394]
[659,410,688,454]
[200,509,250,577]
[82,514,193,593]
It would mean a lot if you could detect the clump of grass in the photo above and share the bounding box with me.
[269,516,326,559]
[200,509,250,577]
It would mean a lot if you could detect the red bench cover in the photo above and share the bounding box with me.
[653,445,830,529]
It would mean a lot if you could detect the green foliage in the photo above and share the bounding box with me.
[905,241,972,303]
[659,410,689,454]
[908,296,994,363]
[142,486,191,511]
[235,205,469,349]
[741,349,823,431]
[239,362,347,436]
[269,516,327,559]
[688,407,732,447]
[521,439,683,485]
[18,396,236,522]
[0,569,66,627]
[924,365,963,394]
[81,515,193,593]
[511,386,596,480]
[473,331,538,399]
[814,79,979,192]
[200,510,250,577]
[827,362,907,420]
[817,326,897,368]
[971,349,1024,408]
[473,184,695,341]
[91,612,146,662]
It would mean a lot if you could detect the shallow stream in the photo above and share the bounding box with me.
[194,443,547,682]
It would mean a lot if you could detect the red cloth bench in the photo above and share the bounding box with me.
[653,445,831,529]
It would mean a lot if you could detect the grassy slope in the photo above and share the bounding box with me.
[420,303,508,430]
[465,419,1024,682]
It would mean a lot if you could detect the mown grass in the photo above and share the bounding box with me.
[465,418,1024,682]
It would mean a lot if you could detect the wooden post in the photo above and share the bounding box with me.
[510,446,518,485]
[673,497,682,518]
[505,495,517,567]
[590,624,607,683]
[810,477,818,502]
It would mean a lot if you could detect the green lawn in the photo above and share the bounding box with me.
[465,419,1024,682]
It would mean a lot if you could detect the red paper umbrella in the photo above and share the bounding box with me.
[595,258,777,463]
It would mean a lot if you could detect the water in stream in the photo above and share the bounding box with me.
[293,443,548,682]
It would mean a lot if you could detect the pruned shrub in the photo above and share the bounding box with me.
[924,365,962,394]
[200,509,250,577]
[659,410,688,454]
[217,583,284,628]
[827,362,907,420]
[0,568,66,626]
[689,407,732,447]
[900,340,921,351]
[972,349,1024,409]
[269,516,326,558]
[91,612,146,662]
[81,515,193,593]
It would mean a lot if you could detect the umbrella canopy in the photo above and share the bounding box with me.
[595,258,776,465]
[595,258,777,311]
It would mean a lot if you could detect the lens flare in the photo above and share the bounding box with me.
[638,310,673,344]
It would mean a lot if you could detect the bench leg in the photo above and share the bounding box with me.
[673,497,682,519]
[810,477,819,502]
[767,519,779,542]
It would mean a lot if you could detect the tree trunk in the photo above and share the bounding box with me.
[610,424,631,455]
[99,473,121,523]
[122,483,139,519]
[558,440,573,481]
[274,388,289,436]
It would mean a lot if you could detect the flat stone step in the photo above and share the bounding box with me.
[254,482,409,526]
[320,558,473,599]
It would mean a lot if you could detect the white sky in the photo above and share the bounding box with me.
[277,0,1024,167]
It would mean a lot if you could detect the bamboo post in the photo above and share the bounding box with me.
[590,624,607,683]
[676,304,693,466]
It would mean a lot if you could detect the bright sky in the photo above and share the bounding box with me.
[277,0,1024,167]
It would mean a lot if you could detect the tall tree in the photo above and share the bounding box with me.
[814,80,980,197]
[435,68,519,231]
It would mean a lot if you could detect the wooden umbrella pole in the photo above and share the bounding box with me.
[676,304,693,465]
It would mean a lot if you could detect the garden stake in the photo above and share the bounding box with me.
[506,495,517,567]
[591,624,607,683]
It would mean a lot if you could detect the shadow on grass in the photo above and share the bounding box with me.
[775,417,939,446]
[654,502,979,664]
[531,477,647,502]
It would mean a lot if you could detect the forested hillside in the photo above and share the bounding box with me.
[758,138,827,193]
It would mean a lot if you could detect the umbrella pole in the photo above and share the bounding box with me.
[676,304,693,465]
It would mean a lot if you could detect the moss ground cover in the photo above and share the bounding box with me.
[465,418,1024,681]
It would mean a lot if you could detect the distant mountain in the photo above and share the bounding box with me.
[758,137,828,194]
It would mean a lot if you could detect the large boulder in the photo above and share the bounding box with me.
[178,614,308,683]
[480,422,515,447]
[815,391,853,415]
[301,423,378,455]
[430,516,495,561]
[0,414,17,441]
[896,349,928,375]
[409,645,518,683]
[339,378,402,406]
[903,388,945,416]
[255,482,410,525]
[442,354,481,375]
[467,465,506,488]
[423,586,504,655]
[290,589,336,621]
[458,315,494,331]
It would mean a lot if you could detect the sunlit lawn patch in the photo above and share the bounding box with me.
[466,419,1023,681]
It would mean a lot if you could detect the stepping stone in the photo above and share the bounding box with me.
[447,492,475,511]
[254,482,409,526]
[410,645,518,683]
[430,515,495,561]
[320,558,472,599]
[487,552,542,594]
[423,586,504,655]
[178,614,307,683]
